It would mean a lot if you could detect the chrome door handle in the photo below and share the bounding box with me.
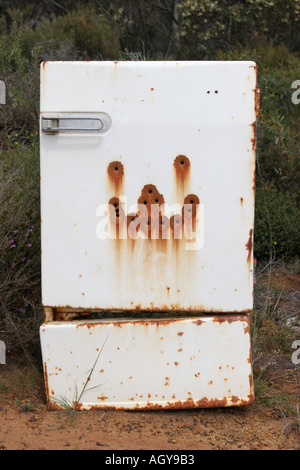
[41,113,111,135]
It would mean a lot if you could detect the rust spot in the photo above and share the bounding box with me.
[251,122,256,152]
[107,161,124,195]
[166,286,170,294]
[127,213,140,239]
[177,331,183,336]
[174,362,179,366]
[174,155,190,173]
[108,197,125,226]
[107,161,124,179]
[138,184,164,217]
[98,395,109,401]
[246,229,253,268]
[182,194,200,219]
[150,87,155,91]
[193,319,204,326]
[170,214,183,239]
[240,197,244,207]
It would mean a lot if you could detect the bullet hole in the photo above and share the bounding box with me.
[174,155,190,172]
[108,197,124,224]
[107,161,124,179]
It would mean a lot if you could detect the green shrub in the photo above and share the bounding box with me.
[254,185,300,259]
[17,5,121,60]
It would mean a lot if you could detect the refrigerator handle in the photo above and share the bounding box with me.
[41,113,111,135]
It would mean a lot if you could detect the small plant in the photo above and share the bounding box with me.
[51,336,108,413]
[15,398,37,412]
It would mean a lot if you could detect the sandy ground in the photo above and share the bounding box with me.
[0,363,299,451]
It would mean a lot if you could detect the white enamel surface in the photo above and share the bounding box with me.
[40,316,253,410]
[40,61,256,313]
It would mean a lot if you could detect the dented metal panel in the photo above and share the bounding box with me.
[40,61,257,314]
[40,314,254,410]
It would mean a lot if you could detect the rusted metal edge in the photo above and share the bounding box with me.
[45,394,255,411]
[43,306,252,323]
[41,312,252,333]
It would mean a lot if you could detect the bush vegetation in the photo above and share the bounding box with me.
[0,0,299,362]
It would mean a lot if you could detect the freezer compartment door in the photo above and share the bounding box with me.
[40,314,254,410]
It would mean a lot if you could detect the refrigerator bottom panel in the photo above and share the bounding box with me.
[40,314,254,410]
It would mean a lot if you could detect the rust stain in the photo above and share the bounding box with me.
[193,319,204,326]
[251,122,256,152]
[107,161,124,195]
[246,228,253,268]
[240,197,244,207]
[255,88,260,117]
[213,314,250,333]
[44,363,50,403]
[174,155,190,201]
[177,331,183,336]
[183,194,200,219]
[174,155,190,174]
[138,184,164,216]
[170,214,183,240]
[108,196,125,228]
[49,393,254,411]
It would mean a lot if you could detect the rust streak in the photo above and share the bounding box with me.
[251,122,256,152]
[107,161,124,195]
[255,88,260,117]
[246,228,253,268]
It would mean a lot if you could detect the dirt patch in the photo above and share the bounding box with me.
[0,363,299,450]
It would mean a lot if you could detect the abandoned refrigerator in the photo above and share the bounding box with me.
[39,61,259,410]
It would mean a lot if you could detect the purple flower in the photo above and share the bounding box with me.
[1,261,5,265]
[12,230,19,234]
[10,240,14,244]
[27,244,32,247]
[28,229,33,233]
[27,260,31,263]
[10,244,16,248]
[17,307,24,313]
[21,257,26,262]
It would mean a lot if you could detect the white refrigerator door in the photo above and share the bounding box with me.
[40,61,257,313]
